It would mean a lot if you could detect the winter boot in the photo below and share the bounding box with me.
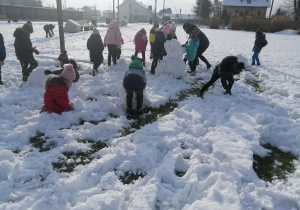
[197,91,204,99]
[0,80,3,85]
[92,68,99,76]
[257,63,260,65]
[190,71,196,76]
[150,70,155,75]
[252,62,255,65]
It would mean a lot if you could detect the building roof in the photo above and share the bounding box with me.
[223,0,270,7]
[163,13,197,20]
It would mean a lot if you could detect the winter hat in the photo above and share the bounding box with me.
[232,62,245,75]
[93,27,99,34]
[131,55,143,63]
[192,38,198,43]
[162,24,171,38]
[256,27,263,36]
[170,22,176,30]
[61,64,76,81]
[58,50,68,63]
[23,21,33,33]
[183,23,190,30]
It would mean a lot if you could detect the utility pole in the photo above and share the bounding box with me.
[154,0,157,22]
[163,0,166,18]
[113,0,115,19]
[56,0,65,52]
[198,0,202,25]
[118,0,119,20]
[268,0,275,19]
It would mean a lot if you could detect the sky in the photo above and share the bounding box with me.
[42,0,209,14]
[0,20,300,209]
[41,0,285,15]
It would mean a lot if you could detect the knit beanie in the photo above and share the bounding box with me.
[93,27,99,34]
[61,64,76,81]
[58,50,68,63]
[23,21,33,33]
[256,27,263,36]
[162,24,171,38]
[183,22,190,30]
[170,22,176,30]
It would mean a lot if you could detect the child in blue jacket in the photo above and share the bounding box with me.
[183,36,199,76]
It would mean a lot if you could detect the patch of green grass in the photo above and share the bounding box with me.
[52,139,107,173]
[121,88,199,136]
[29,132,57,152]
[247,80,263,93]
[253,143,297,182]
[119,171,146,185]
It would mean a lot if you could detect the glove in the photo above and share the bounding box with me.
[121,40,124,45]
[104,44,106,48]
[33,48,39,55]
[181,44,186,47]
[224,89,232,95]
[44,69,53,75]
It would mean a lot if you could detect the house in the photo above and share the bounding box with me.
[82,6,101,21]
[118,0,154,23]
[223,0,271,17]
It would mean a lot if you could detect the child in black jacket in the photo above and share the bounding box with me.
[198,56,244,99]
[0,33,6,85]
[150,30,166,75]
[44,50,80,82]
[252,27,268,65]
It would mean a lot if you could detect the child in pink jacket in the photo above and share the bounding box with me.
[134,28,148,66]
[104,20,124,66]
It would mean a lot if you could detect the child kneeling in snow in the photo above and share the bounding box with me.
[41,64,76,114]
[123,56,147,115]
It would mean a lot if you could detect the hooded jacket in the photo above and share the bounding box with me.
[87,33,104,62]
[104,20,123,45]
[151,30,166,56]
[253,34,268,53]
[134,28,148,51]
[0,33,6,61]
[123,59,147,91]
[185,38,200,61]
[44,76,71,114]
[184,23,209,50]
[212,56,244,90]
[13,28,34,60]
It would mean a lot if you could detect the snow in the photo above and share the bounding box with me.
[0,20,300,209]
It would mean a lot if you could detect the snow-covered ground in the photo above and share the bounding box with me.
[0,20,300,210]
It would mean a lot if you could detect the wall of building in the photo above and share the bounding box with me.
[0,4,83,21]
[118,0,153,23]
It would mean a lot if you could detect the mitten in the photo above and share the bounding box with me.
[33,48,39,55]
[44,69,52,75]
[121,40,124,45]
